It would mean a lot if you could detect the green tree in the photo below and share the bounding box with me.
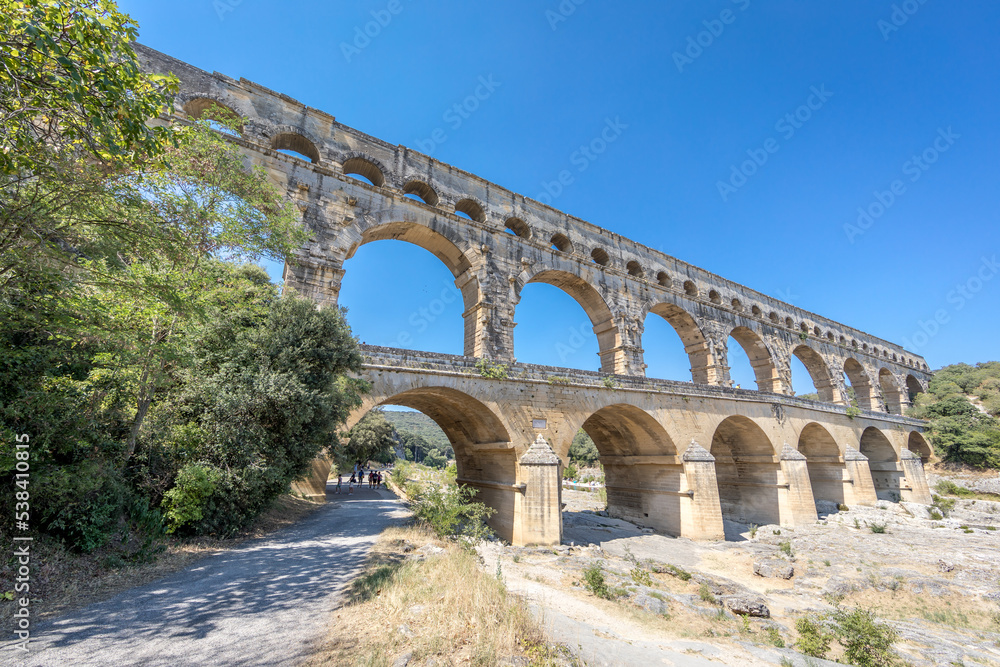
[341,410,398,467]
[423,449,447,469]
[569,429,599,465]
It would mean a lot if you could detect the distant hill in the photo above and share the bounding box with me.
[909,362,1000,468]
[384,410,452,455]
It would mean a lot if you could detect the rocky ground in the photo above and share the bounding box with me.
[478,481,1000,666]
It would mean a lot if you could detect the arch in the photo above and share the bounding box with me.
[844,358,878,411]
[454,198,486,223]
[550,233,572,253]
[402,180,439,205]
[523,270,618,373]
[731,298,743,312]
[827,332,835,341]
[798,423,845,506]
[343,155,385,186]
[656,271,671,287]
[708,290,722,304]
[729,326,782,393]
[351,386,516,539]
[504,217,530,239]
[590,247,610,266]
[683,280,698,297]
[792,345,839,402]
[905,375,924,404]
[711,416,780,525]
[785,317,794,328]
[751,305,762,316]
[581,404,681,535]
[645,302,713,384]
[907,431,932,464]
[182,97,242,133]
[347,221,480,355]
[271,132,320,163]
[813,326,822,336]
[859,427,901,501]
[879,368,903,414]
[769,312,780,324]
[800,322,809,333]
[626,260,643,278]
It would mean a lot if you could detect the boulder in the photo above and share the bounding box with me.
[753,559,794,579]
[722,595,770,618]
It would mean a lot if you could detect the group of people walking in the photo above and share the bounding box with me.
[334,464,387,495]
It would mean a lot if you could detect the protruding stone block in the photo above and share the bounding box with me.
[900,449,932,504]
[680,440,725,540]
[843,446,878,506]
[778,443,817,526]
[514,435,562,546]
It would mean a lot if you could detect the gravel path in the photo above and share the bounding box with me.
[1,485,409,667]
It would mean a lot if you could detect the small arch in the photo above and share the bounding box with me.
[711,416,780,526]
[872,347,879,357]
[800,322,809,333]
[591,247,610,266]
[402,180,439,205]
[454,198,486,223]
[852,340,859,349]
[891,353,897,361]
[769,312,780,324]
[183,98,242,134]
[656,271,671,287]
[751,305,762,316]
[813,326,822,336]
[731,298,743,311]
[907,431,932,464]
[683,280,698,297]
[504,217,531,239]
[826,332,835,341]
[550,233,572,253]
[839,335,847,344]
[626,260,643,278]
[646,303,713,384]
[799,423,846,507]
[905,374,924,404]
[862,342,869,351]
[785,317,794,328]
[343,156,385,187]
[271,132,320,163]
[879,368,903,414]
[860,427,901,502]
[709,290,722,304]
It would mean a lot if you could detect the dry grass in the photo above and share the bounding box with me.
[305,524,545,667]
[0,494,321,627]
[838,587,1000,634]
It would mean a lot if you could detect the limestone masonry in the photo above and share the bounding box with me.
[138,44,933,545]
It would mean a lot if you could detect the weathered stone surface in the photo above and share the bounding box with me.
[722,595,770,618]
[632,593,669,616]
[753,559,794,579]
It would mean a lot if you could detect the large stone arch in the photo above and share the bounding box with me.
[798,422,846,506]
[879,368,904,414]
[580,404,685,535]
[843,358,878,411]
[344,220,485,356]
[517,269,620,373]
[729,326,783,393]
[643,302,717,385]
[859,426,901,501]
[792,344,841,403]
[710,416,781,526]
[905,374,925,406]
[907,431,933,464]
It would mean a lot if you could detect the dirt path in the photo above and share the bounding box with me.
[0,486,410,667]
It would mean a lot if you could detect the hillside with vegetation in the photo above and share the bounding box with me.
[909,362,1000,468]
[382,410,454,467]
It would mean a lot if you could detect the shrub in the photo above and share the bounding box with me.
[698,583,715,604]
[563,463,578,480]
[411,483,495,543]
[765,625,785,647]
[928,508,944,521]
[474,358,508,379]
[795,615,831,658]
[583,562,612,599]
[779,540,793,557]
[869,522,888,534]
[935,480,974,497]
[630,567,652,587]
[831,607,901,667]
[161,464,219,534]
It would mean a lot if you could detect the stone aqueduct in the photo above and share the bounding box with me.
[141,45,935,545]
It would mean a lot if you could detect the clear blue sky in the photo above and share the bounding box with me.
[123,0,999,392]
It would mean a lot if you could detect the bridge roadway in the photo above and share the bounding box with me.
[293,346,931,546]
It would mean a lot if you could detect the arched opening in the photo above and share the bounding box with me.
[454,198,485,223]
[347,387,516,540]
[402,180,439,205]
[342,156,385,187]
[271,132,320,163]
[844,358,877,411]
[683,280,697,297]
[792,345,838,402]
[517,270,617,373]
[580,404,681,535]
[785,317,794,328]
[339,221,478,355]
[907,431,932,464]
[709,290,722,305]
[879,369,903,414]
[751,305,762,316]
[859,427,901,501]
[504,217,530,239]
[656,271,671,287]
[731,298,743,312]
[644,303,713,384]
[711,416,780,526]
[729,327,781,393]
[550,233,572,253]
[590,247,610,266]
[905,375,924,404]
[183,98,242,135]
[626,260,643,278]
[798,423,845,507]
